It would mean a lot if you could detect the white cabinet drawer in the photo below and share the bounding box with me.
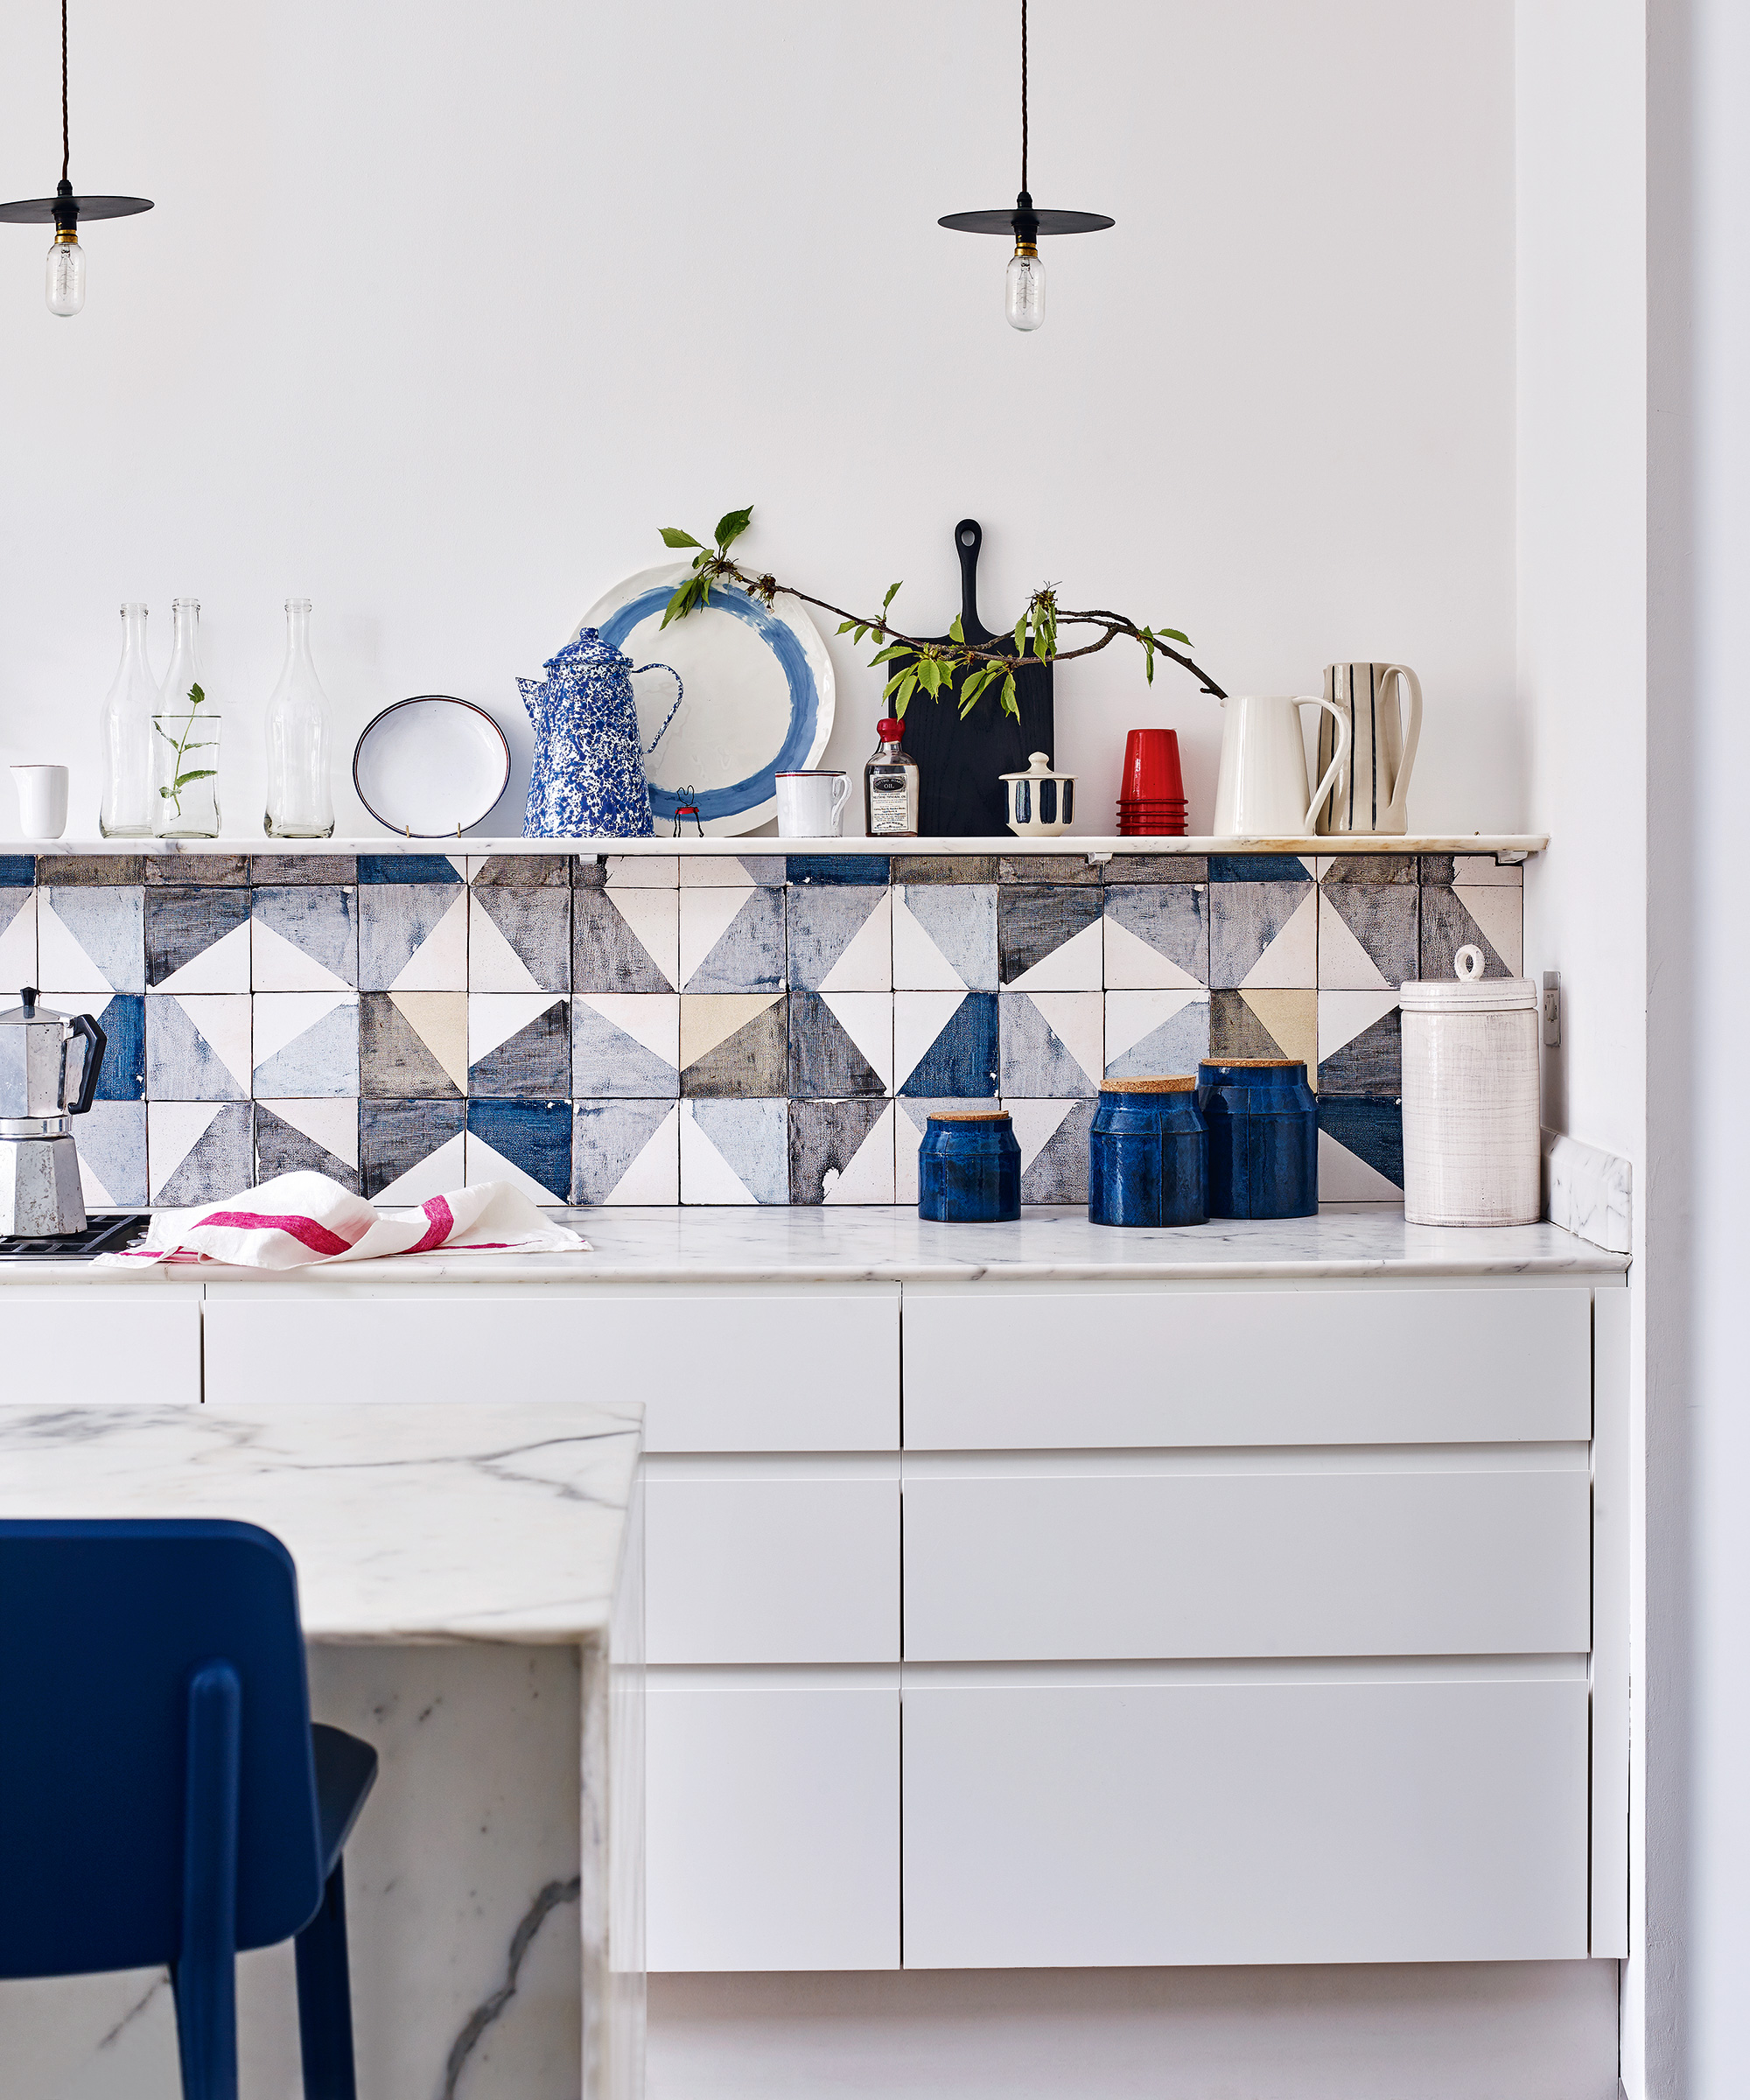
[648,1683,899,1970]
[647,1475,899,1663]
[902,1287,1592,1448]
[5,1297,200,1404]
[202,1292,899,1450]
[903,1465,1592,1660]
[901,1674,1589,1966]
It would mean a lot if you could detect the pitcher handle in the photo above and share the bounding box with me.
[829,774,851,828]
[1379,664,1422,830]
[1296,695,1350,835]
[632,663,686,753]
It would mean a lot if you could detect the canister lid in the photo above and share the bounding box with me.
[1399,943,1536,1013]
[1101,1076,1196,1093]
[927,1109,1011,1123]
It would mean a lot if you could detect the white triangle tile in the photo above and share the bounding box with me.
[1105,987,1203,1062]
[606,855,680,889]
[389,991,470,1093]
[823,1102,897,1204]
[1317,1127,1404,1203]
[679,886,752,986]
[579,992,679,1069]
[1102,914,1201,991]
[373,1128,466,1207]
[821,991,894,1094]
[466,896,542,993]
[818,889,893,994]
[77,1152,116,1208]
[149,1101,221,1189]
[891,888,962,990]
[38,896,116,994]
[1453,884,1523,973]
[1004,1098,1074,1173]
[464,1128,565,1207]
[1318,988,1402,1064]
[389,890,470,992]
[679,992,777,1068]
[1316,893,1390,990]
[157,918,253,996]
[0,892,35,983]
[252,990,353,1069]
[1006,916,1104,993]
[1240,887,1318,990]
[261,1096,360,1169]
[1031,990,1105,1086]
[680,1105,757,1204]
[248,914,352,993]
[178,995,256,1095]
[614,888,681,988]
[469,991,562,1067]
[892,991,967,1092]
[608,1103,681,1202]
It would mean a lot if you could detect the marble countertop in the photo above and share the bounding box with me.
[7,1204,1627,1285]
[0,1402,641,1642]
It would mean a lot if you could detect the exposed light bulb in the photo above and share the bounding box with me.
[46,228,83,316]
[1005,241,1044,331]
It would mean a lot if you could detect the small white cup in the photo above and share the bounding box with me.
[10,765,69,840]
[776,770,850,838]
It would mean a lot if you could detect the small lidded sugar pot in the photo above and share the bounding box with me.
[1000,752,1075,838]
[918,1110,1021,1223]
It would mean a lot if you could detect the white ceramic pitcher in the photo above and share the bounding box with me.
[1212,695,1350,839]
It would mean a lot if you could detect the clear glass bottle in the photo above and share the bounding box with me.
[864,716,920,837]
[263,598,336,838]
[98,602,158,837]
[152,598,221,838]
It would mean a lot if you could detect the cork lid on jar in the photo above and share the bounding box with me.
[1100,1076,1196,1093]
[927,1110,1012,1122]
[1198,1057,1298,1068]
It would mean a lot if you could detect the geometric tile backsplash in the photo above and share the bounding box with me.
[0,847,1524,1211]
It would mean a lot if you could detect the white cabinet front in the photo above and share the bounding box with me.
[901,1675,1590,1967]
[648,1682,900,1971]
[9,1298,200,1403]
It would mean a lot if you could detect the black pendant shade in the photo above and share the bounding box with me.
[940,196,1113,240]
[0,191,153,227]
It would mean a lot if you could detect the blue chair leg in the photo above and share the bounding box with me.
[172,1662,242,2100]
[295,1856,359,2100]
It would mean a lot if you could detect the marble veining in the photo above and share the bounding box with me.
[1542,1127,1632,1255]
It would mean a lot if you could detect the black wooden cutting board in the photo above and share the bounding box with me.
[894,519,1054,838]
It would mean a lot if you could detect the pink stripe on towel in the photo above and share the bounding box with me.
[407,1194,455,1254]
[197,1210,358,1257]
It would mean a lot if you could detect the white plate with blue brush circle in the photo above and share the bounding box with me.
[578,563,834,836]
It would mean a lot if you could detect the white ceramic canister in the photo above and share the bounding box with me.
[1398,945,1540,1226]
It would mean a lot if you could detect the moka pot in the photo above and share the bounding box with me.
[0,989,107,1235]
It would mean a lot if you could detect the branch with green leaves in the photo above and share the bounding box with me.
[657,507,1227,721]
[155,681,216,820]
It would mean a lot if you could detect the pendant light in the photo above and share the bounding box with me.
[0,0,152,316]
[939,0,1112,331]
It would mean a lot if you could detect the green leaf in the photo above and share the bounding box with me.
[188,682,206,708]
[854,625,869,643]
[659,582,697,629]
[1012,614,1027,657]
[836,618,857,635]
[1159,628,1190,645]
[660,527,704,550]
[1002,671,1018,720]
[883,668,910,698]
[713,506,753,550]
[948,614,964,644]
[172,769,216,788]
[869,642,911,666]
[895,672,917,716]
[883,581,902,611]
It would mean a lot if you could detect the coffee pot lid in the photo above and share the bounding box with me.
[543,626,625,677]
[1399,945,1536,1012]
[0,987,65,1027]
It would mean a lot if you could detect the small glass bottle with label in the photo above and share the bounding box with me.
[864,717,920,837]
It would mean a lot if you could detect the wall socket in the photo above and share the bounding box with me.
[1542,970,1562,1047]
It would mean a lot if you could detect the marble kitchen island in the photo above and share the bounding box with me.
[0,1401,644,2100]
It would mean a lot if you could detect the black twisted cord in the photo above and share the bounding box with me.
[60,0,69,185]
[1019,0,1028,195]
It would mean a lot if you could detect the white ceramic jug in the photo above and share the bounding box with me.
[1212,695,1349,839]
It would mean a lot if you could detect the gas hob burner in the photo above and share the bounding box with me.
[0,1211,151,1261]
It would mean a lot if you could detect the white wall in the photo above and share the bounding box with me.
[0,0,1516,841]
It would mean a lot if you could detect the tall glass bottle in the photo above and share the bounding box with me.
[152,598,222,839]
[263,598,335,838]
[98,602,158,836]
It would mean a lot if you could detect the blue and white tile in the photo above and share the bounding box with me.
[146,994,253,1100]
[146,887,252,992]
[572,992,680,1098]
[788,990,892,1099]
[1317,989,1402,1096]
[467,992,570,1097]
[892,990,999,1099]
[148,1100,254,1205]
[680,855,785,886]
[255,1098,361,1194]
[999,990,1104,1099]
[1008,1099,1096,1204]
[788,1098,897,1204]
[680,1098,788,1204]
[1210,877,1317,990]
[679,886,785,992]
[786,884,892,991]
[572,1099,681,1204]
[39,990,146,1100]
[787,855,889,887]
[253,990,360,1098]
[250,886,360,990]
[573,886,678,993]
[892,883,998,991]
[74,1100,147,1208]
[0,886,36,986]
[893,1096,976,1206]
[997,886,1103,990]
[1317,1098,1404,1200]
[1101,883,1208,990]
[359,990,467,1098]
[358,874,469,992]
[679,993,788,1096]
[1103,989,1211,1078]
[360,1100,467,1203]
[38,884,144,994]
[466,1100,573,1205]
[469,885,570,993]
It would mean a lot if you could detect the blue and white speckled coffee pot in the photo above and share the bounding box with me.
[519,627,684,838]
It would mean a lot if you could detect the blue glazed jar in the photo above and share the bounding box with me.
[1088,1077,1208,1228]
[1195,1059,1319,1219]
[918,1110,1021,1223]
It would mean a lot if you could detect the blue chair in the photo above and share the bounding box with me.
[0,1518,378,2100]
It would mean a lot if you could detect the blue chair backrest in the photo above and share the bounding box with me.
[0,1519,326,1979]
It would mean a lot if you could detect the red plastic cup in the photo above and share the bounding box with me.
[1121,729,1184,803]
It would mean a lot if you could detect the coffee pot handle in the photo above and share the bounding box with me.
[1380,664,1423,829]
[1297,695,1350,834]
[66,1012,106,1116]
[632,664,686,754]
